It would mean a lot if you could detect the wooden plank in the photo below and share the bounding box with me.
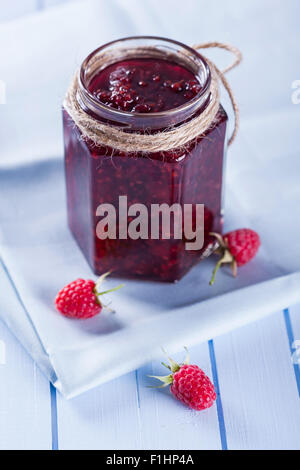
[135,343,222,450]
[57,372,142,450]
[213,311,300,450]
[0,0,299,452]
[0,270,52,450]
[0,324,51,450]
[57,342,222,450]
[286,305,300,397]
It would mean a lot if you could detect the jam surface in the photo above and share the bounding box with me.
[64,56,228,282]
[89,58,202,113]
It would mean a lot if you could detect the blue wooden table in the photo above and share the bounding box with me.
[0,0,299,451]
[0,291,299,450]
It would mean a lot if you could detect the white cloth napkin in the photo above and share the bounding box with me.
[0,0,299,397]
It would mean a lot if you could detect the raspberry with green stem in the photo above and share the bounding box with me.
[55,272,124,319]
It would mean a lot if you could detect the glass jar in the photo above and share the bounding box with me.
[63,36,228,282]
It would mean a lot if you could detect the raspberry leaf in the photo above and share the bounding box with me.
[148,374,173,388]
[161,347,180,373]
[183,346,190,365]
[95,271,111,291]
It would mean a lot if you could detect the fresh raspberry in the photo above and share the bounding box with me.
[225,229,260,266]
[210,228,261,285]
[55,273,124,319]
[171,365,216,411]
[150,350,216,411]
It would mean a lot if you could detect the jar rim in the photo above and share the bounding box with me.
[78,36,212,130]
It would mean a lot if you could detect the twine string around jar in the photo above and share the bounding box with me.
[64,42,242,153]
[193,42,242,145]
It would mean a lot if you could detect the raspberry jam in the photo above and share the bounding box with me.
[89,58,202,113]
[63,37,228,282]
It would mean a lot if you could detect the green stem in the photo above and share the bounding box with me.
[209,259,223,286]
[96,284,125,296]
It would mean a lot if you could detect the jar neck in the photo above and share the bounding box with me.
[77,36,212,131]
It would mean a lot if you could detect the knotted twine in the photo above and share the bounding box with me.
[64,42,242,153]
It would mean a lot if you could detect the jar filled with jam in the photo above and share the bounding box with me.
[63,37,228,282]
